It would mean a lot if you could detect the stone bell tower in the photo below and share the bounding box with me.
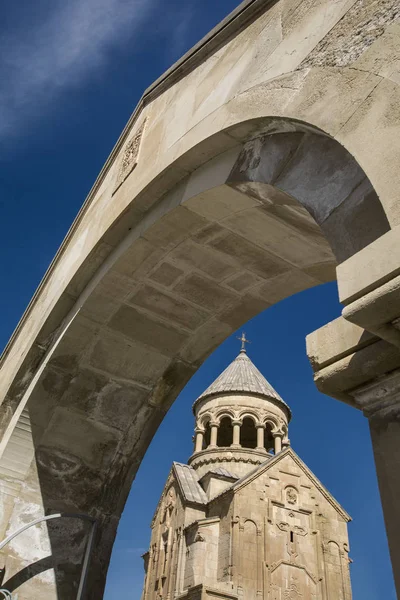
[140,336,353,600]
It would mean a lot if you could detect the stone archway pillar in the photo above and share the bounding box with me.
[350,374,400,597]
[256,425,265,452]
[307,228,400,598]
[272,432,283,455]
[231,421,241,448]
[194,428,204,453]
[209,422,219,448]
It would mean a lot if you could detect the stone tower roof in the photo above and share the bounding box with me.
[194,349,291,417]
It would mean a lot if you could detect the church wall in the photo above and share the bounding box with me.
[230,453,351,600]
[208,492,235,586]
[144,478,207,600]
[183,518,220,589]
[203,476,235,500]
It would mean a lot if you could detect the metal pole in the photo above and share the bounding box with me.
[76,518,97,600]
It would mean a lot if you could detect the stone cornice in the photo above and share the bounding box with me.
[350,368,400,420]
[188,446,268,468]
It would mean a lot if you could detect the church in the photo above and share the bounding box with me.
[140,337,352,600]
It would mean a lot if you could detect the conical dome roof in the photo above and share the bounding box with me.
[194,350,291,417]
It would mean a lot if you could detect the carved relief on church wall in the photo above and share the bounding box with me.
[269,564,318,600]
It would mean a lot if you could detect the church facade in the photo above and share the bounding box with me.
[140,341,352,600]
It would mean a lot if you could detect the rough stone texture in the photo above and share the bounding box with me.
[141,354,352,600]
[301,0,400,68]
[1,0,400,597]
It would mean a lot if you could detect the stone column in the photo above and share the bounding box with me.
[256,424,265,451]
[273,431,283,454]
[209,421,218,448]
[231,420,241,448]
[351,370,400,598]
[194,428,204,453]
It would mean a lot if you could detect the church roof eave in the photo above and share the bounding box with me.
[207,447,351,521]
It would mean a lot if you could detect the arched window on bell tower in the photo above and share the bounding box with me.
[264,423,274,453]
[241,417,257,449]
[217,416,233,447]
[202,421,211,449]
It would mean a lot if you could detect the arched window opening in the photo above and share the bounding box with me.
[218,416,233,447]
[203,422,211,449]
[241,417,257,449]
[264,424,274,453]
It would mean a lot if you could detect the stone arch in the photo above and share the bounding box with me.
[198,413,212,429]
[238,410,260,426]
[224,125,389,264]
[264,416,279,431]
[325,541,346,598]
[264,422,275,454]
[0,108,396,599]
[241,519,259,599]
[214,409,235,424]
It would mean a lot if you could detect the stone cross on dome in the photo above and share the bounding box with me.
[237,332,251,353]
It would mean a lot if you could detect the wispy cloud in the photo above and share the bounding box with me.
[0,0,155,141]
[166,3,197,63]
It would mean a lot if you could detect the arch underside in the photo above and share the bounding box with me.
[0,123,390,598]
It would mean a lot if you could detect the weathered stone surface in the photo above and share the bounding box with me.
[1,0,400,597]
[306,316,377,371]
[302,0,400,68]
[174,274,237,313]
[337,228,400,304]
[128,284,209,331]
[108,305,188,355]
[148,262,184,287]
[209,231,290,280]
[89,333,170,384]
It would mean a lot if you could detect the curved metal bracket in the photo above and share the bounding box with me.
[0,513,97,600]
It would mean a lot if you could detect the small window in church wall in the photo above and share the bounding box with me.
[218,416,233,447]
[241,417,257,449]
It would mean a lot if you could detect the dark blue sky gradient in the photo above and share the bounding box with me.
[0,1,395,598]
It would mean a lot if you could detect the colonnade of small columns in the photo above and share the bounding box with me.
[194,419,286,455]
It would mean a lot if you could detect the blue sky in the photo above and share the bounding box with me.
[0,0,396,598]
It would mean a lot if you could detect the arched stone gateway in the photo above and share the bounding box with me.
[1,1,400,598]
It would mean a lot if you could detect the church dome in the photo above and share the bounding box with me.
[193,348,291,418]
[189,335,291,480]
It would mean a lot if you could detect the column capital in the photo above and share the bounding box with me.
[209,420,219,428]
[272,430,284,438]
[351,368,400,420]
[194,426,205,434]
[231,419,242,427]
[256,423,266,429]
